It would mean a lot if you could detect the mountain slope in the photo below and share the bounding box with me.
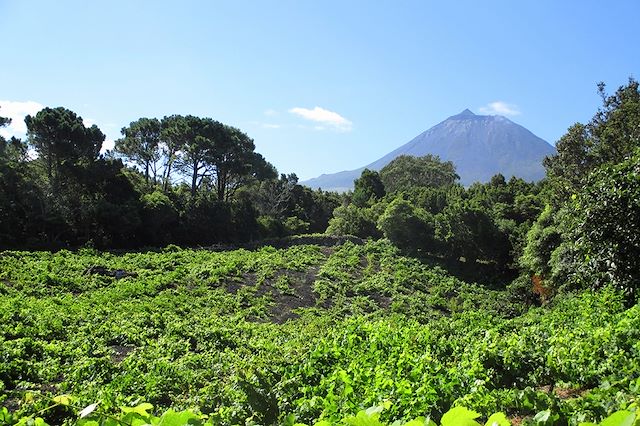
[303,109,556,190]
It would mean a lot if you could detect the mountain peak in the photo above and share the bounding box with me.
[450,109,476,119]
[459,108,475,116]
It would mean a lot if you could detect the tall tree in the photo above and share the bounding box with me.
[160,115,188,191]
[115,117,162,184]
[544,78,640,202]
[172,116,216,196]
[523,78,640,298]
[25,107,104,184]
[208,125,259,201]
[0,114,36,247]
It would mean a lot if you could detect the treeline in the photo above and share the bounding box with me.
[0,108,339,249]
[326,155,544,284]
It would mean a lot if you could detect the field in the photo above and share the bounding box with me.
[1,240,639,425]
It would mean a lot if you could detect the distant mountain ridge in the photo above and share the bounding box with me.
[302,109,556,191]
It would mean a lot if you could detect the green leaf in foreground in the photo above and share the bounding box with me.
[599,411,636,426]
[484,413,510,426]
[121,402,154,417]
[441,407,482,426]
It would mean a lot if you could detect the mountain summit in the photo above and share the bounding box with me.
[303,109,555,191]
[453,108,476,117]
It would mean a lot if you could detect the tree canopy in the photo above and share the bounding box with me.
[26,107,105,183]
[380,154,459,193]
[115,117,162,184]
[352,169,386,207]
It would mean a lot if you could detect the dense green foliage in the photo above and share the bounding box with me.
[1,242,640,425]
[520,78,640,297]
[551,151,640,297]
[6,401,640,426]
[352,169,385,208]
[328,175,542,282]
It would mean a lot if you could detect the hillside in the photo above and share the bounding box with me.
[1,241,639,425]
[303,110,556,191]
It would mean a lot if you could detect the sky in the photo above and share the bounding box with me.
[0,0,638,180]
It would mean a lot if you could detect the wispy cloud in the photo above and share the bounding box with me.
[289,106,352,132]
[0,100,44,138]
[263,109,278,117]
[479,101,521,116]
[262,123,281,129]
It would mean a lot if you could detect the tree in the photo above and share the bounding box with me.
[249,152,278,181]
[526,78,640,297]
[544,78,640,203]
[139,190,179,245]
[255,173,299,218]
[520,205,561,280]
[590,78,640,165]
[543,123,590,203]
[0,136,28,164]
[552,152,640,299]
[0,114,41,248]
[25,107,104,184]
[71,158,142,247]
[377,197,434,253]
[160,115,188,191]
[380,155,459,193]
[352,169,385,207]
[290,186,341,233]
[161,117,269,200]
[115,117,162,184]
[434,201,510,264]
[326,204,381,239]
[208,125,260,201]
[173,115,217,197]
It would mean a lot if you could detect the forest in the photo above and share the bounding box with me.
[0,79,638,426]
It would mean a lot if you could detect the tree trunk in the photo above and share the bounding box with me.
[191,160,198,196]
[216,170,226,201]
[163,158,173,191]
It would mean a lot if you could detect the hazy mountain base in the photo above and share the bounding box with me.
[0,241,638,425]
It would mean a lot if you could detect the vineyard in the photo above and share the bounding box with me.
[1,241,639,425]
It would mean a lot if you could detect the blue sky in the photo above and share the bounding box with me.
[1,1,638,180]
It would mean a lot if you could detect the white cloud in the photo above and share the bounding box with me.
[288,106,352,132]
[0,100,44,138]
[83,118,97,127]
[263,109,278,117]
[102,139,115,151]
[478,101,521,116]
[262,123,281,129]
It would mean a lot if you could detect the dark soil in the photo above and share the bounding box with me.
[109,345,136,363]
